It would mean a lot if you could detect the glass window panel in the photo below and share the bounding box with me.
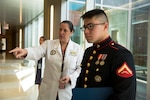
[131,6,149,81]
[96,0,101,4]
[27,23,32,47]
[25,26,28,48]
[69,2,85,46]
[32,19,38,46]
[131,5,150,100]
[74,0,85,1]
[103,0,129,8]
[38,14,44,43]
[132,7,149,23]
[104,8,128,47]
[132,0,150,8]
[69,2,85,11]
[25,14,44,47]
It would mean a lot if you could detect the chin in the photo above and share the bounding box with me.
[86,40,93,43]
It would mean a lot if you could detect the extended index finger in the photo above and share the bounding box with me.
[9,47,19,53]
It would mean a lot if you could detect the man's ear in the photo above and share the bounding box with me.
[104,23,108,30]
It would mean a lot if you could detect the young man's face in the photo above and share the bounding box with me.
[83,16,108,44]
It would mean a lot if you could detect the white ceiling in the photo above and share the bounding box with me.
[0,0,44,26]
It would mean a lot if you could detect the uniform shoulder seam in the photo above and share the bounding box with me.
[109,41,119,50]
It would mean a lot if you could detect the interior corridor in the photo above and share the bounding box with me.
[0,52,38,100]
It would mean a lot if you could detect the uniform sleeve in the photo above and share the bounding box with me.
[109,49,136,100]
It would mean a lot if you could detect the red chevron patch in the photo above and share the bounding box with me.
[116,62,133,78]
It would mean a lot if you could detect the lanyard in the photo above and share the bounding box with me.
[60,51,65,78]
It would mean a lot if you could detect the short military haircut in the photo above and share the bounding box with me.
[81,9,109,23]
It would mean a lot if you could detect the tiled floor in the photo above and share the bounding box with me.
[0,52,38,100]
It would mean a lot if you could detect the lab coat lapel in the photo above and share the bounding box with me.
[53,39,62,56]
[65,39,73,56]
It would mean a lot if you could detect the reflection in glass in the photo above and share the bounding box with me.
[69,2,85,45]
[104,8,128,47]
[131,6,149,81]
[96,0,100,4]
[75,0,85,1]
[103,0,129,8]
[131,6,149,100]
[132,0,150,8]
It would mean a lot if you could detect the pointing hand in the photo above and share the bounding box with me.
[9,47,28,59]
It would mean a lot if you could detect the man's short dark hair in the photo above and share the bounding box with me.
[81,9,108,23]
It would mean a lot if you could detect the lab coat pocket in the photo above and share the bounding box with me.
[67,55,78,68]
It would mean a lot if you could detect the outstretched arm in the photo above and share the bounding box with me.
[9,47,28,59]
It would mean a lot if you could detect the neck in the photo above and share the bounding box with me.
[60,41,69,55]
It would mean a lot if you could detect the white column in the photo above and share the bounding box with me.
[61,0,67,21]
[127,0,132,50]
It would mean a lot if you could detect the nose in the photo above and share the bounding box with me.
[84,28,89,34]
[59,30,64,35]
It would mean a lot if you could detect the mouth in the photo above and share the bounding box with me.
[85,35,93,42]
[59,35,64,38]
[85,35,91,39]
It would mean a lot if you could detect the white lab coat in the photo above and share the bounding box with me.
[25,39,84,100]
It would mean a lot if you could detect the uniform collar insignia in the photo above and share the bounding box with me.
[93,36,111,49]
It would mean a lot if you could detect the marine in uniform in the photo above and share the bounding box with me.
[76,36,136,100]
